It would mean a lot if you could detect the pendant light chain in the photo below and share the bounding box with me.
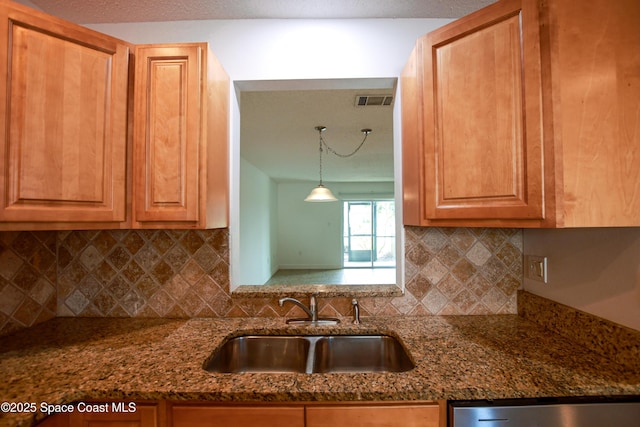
[318,135,325,185]
[305,125,372,202]
[319,128,371,158]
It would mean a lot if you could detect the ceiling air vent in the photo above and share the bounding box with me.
[355,95,394,107]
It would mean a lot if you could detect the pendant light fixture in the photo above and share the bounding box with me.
[304,125,372,202]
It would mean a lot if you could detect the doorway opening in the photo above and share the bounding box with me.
[343,200,396,269]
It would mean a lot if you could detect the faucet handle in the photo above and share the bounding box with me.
[309,294,318,321]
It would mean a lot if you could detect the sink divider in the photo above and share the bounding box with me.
[304,336,322,373]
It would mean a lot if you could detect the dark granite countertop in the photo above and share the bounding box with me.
[1,315,639,426]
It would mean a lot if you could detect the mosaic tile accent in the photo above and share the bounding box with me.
[0,232,57,337]
[0,226,523,336]
[518,290,640,370]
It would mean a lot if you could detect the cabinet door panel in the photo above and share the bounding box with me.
[171,405,305,427]
[306,404,440,427]
[67,404,157,427]
[0,4,128,223]
[422,0,544,221]
[134,45,201,223]
[437,15,523,201]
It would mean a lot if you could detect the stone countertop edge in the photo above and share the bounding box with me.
[1,315,639,427]
[232,284,403,298]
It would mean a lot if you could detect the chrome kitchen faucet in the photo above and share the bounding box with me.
[278,294,340,325]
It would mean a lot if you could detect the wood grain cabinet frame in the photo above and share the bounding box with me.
[0,0,129,228]
[402,0,640,227]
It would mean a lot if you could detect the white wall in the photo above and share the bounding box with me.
[277,182,342,269]
[277,181,394,270]
[238,158,278,285]
[523,228,640,330]
[12,0,40,9]
[89,19,449,81]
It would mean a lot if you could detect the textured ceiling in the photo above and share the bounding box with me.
[28,0,495,24]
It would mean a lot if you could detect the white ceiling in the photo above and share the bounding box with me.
[27,0,494,24]
[241,81,395,183]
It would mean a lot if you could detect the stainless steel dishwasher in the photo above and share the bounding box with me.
[449,397,640,427]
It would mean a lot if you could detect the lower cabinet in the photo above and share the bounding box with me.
[170,401,442,427]
[36,402,159,427]
[37,400,443,427]
[68,404,157,427]
[171,403,304,427]
[306,403,441,427]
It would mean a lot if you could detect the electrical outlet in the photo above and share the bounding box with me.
[525,255,548,283]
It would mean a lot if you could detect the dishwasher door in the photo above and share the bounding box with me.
[450,399,640,427]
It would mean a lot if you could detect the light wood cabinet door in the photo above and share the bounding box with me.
[170,404,305,427]
[67,405,158,427]
[37,403,158,427]
[418,0,545,223]
[36,413,67,427]
[133,43,229,229]
[306,403,440,427]
[68,405,157,427]
[0,1,129,225]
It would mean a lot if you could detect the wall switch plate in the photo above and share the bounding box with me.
[525,255,548,283]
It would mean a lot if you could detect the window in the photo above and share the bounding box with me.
[343,200,395,268]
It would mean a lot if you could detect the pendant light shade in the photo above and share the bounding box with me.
[304,184,338,202]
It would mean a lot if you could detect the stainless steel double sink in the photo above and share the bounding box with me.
[203,334,414,374]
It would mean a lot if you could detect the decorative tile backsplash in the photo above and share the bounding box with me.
[0,231,57,336]
[403,226,522,315]
[0,227,523,336]
[56,229,231,318]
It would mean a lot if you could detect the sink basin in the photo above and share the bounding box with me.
[312,335,414,373]
[204,336,310,373]
[203,334,414,374]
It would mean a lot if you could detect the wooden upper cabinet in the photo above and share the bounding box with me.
[404,0,548,226]
[403,0,640,227]
[132,43,229,229]
[0,0,129,227]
